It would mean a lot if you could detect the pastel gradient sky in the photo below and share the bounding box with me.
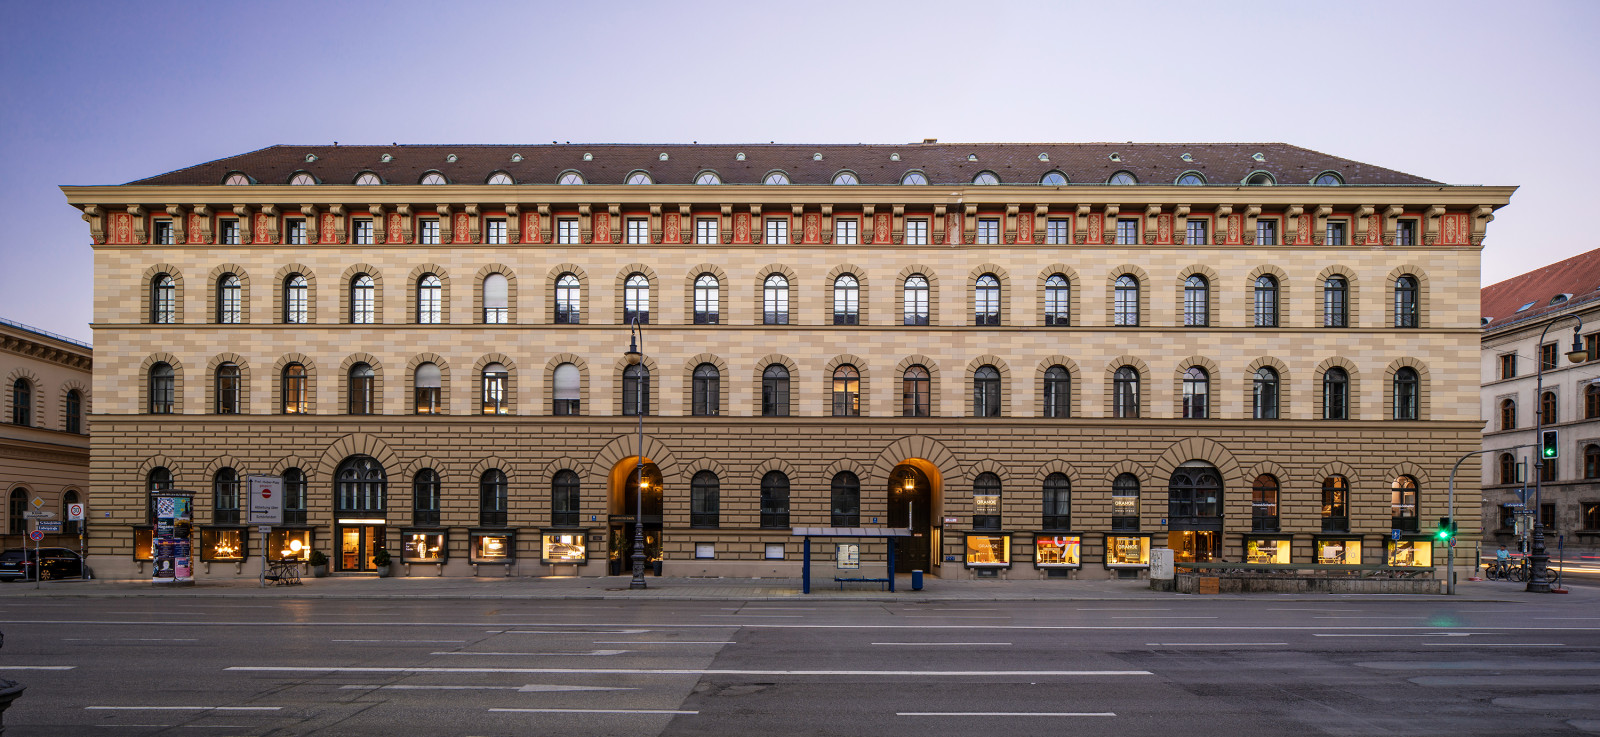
[3,0,1595,344]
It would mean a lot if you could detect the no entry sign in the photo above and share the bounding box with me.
[246,475,284,525]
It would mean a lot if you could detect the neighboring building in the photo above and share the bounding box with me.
[62,142,1508,581]
[1,317,91,551]
[1481,248,1600,562]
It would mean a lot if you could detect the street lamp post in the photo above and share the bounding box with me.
[1529,315,1586,593]
[624,317,647,590]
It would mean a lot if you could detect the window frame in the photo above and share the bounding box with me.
[481,363,509,415]
[622,364,650,416]
[761,364,790,417]
[972,472,1001,530]
[350,274,376,324]
[215,362,241,414]
[903,275,930,326]
[832,365,861,417]
[416,273,443,324]
[281,363,308,414]
[551,469,580,527]
[414,362,442,415]
[830,472,860,527]
[1183,275,1209,327]
[763,274,789,325]
[1042,365,1070,418]
[1044,274,1070,326]
[689,471,720,528]
[413,469,441,527]
[1114,275,1139,326]
[693,274,720,325]
[1182,366,1209,419]
[1113,366,1139,418]
[1393,367,1419,420]
[151,274,177,324]
[691,363,720,416]
[973,365,1001,417]
[148,363,175,414]
[1323,367,1349,420]
[217,274,242,324]
[974,274,1001,326]
[623,273,650,325]
[1042,473,1071,530]
[479,470,508,527]
[1254,275,1279,327]
[833,274,860,326]
[349,363,375,415]
[1252,367,1280,420]
[760,471,790,529]
[903,365,930,417]
[1394,274,1419,328]
[284,274,309,324]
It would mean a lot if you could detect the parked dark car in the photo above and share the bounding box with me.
[0,548,90,582]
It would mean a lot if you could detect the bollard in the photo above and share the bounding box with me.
[912,569,923,591]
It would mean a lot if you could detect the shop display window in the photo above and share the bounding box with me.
[134,527,153,560]
[200,528,246,561]
[269,530,312,561]
[471,531,515,563]
[1034,534,1081,568]
[965,533,1011,567]
[541,531,587,565]
[1106,535,1150,567]
[1385,539,1433,567]
[404,531,447,563]
[1245,538,1291,564]
[1316,538,1361,565]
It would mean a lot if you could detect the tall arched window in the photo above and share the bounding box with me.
[217,274,242,324]
[1184,275,1209,326]
[552,469,580,527]
[1113,366,1139,418]
[1501,398,1517,430]
[350,274,375,324]
[553,362,580,415]
[973,472,1001,529]
[61,489,79,527]
[1324,276,1348,327]
[1254,275,1279,327]
[414,362,441,414]
[622,364,649,416]
[1322,475,1349,532]
[1042,473,1071,530]
[693,274,720,324]
[690,470,719,527]
[1114,275,1139,326]
[973,365,1001,417]
[6,488,23,535]
[1542,390,1558,426]
[763,274,789,325]
[1323,367,1349,420]
[1498,452,1516,485]
[1043,365,1070,418]
[832,365,860,417]
[974,274,1000,325]
[216,363,240,414]
[1111,473,1139,530]
[284,274,308,324]
[1253,367,1279,419]
[152,274,176,324]
[1181,367,1209,419]
[1587,384,1600,419]
[479,470,508,526]
[761,471,790,528]
[147,467,172,524]
[1045,274,1070,326]
[762,364,790,417]
[213,467,240,524]
[413,468,440,526]
[483,273,509,324]
[65,389,82,433]
[417,274,442,324]
[1394,275,1419,328]
[349,363,374,414]
[903,275,929,326]
[623,273,650,324]
[336,456,386,514]
[692,363,720,416]
[1393,367,1419,420]
[11,379,30,425]
[149,363,175,414]
[830,471,860,527]
[481,363,508,415]
[282,468,306,524]
[901,365,931,417]
[1586,445,1600,480]
[833,274,860,325]
[1252,474,1279,531]
[1391,475,1418,531]
[282,363,307,414]
[554,273,581,324]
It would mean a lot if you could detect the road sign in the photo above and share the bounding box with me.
[67,503,84,521]
[23,511,55,519]
[1391,529,1402,541]
[27,531,42,542]
[29,497,43,509]
[246,475,284,525]
[35,521,61,533]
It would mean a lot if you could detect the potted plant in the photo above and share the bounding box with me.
[307,549,328,578]
[373,547,392,578]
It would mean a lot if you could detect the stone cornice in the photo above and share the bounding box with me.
[0,331,92,370]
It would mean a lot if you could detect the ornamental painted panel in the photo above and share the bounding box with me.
[1017,213,1034,244]
[1365,214,1382,245]
[593,213,610,244]
[945,213,962,245]
[874,213,891,244]
[1227,214,1243,245]
[1157,214,1173,245]
[454,213,470,243]
[386,213,404,243]
[664,213,681,243]
[253,213,271,244]
[1442,213,1467,245]
[187,214,204,244]
[113,213,133,244]
[1086,213,1102,244]
[1296,214,1313,245]
[804,213,821,244]
[522,212,541,243]
[734,213,751,243]
[320,213,338,244]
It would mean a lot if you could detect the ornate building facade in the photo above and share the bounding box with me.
[1,318,91,551]
[63,142,1506,580]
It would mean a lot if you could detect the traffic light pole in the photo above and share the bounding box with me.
[1529,315,1585,593]
[1450,445,1528,595]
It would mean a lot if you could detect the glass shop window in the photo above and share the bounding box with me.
[201,528,246,561]
[964,533,1011,567]
[541,532,588,564]
[1244,538,1290,564]
[404,532,447,563]
[1106,535,1150,567]
[1034,534,1081,568]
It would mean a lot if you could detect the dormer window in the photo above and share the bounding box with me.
[420,172,447,185]
[1482,317,1494,327]
[627,171,654,185]
[1245,171,1276,186]
[971,171,1000,185]
[1108,171,1137,185]
[763,171,790,185]
[223,172,250,185]
[1176,172,1205,185]
[289,172,316,185]
[354,172,382,185]
[694,171,722,185]
[1551,293,1572,306]
[557,171,584,185]
[486,172,513,185]
[1517,301,1538,312]
[832,171,860,185]
[901,171,929,185]
[1314,171,1344,186]
[1039,171,1067,185]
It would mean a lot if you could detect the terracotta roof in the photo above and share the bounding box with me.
[1481,247,1600,330]
[124,142,1440,187]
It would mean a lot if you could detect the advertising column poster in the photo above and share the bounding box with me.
[152,491,196,585]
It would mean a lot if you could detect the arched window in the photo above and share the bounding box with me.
[833,274,860,325]
[1176,172,1205,186]
[763,171,790,185]
[65,389,82,433]
[764,274,789,325]
[553,363,580,415]
[61,489,79,527]
[414,362,441,414]
[481,362,508,415]
[217,274,242,324]
[1391,475,1419,531]
[11,379,30,425]
[832,365,860,417]
[413,468,440,526]
[972,171,1000,185]
[1395,275,1419,328]
[350,274,375,324]
[903,365,930,417]
[832,171,860,185]
[1112,473,1139,530]
[1542,390,1558,426]
[348,363,374,414]
[479,470,507,527]
[1109,171,1137,185]
[1182,367,1209,419]
[483,273,509,324]
[969,273,1000,326]
[1252,474,1279,531]
[1040,171,1068,186]
[1184,275,1209,326]
[151,274,176,324]
[1324,276,1348,327]
[282,468,308,524]
[624,273,649,324]
[1501,398,1517,430]
[421,172,448,185]
[6,488,23,535]
[1169,464,1223,524]
[1114,275,1139,326]
[1323,367,1348,420]
[1254,275,1279,327]
[487,172,513,185]
[416,274,442,324]
[1498,452,1516,485]
[830,471,860,527]
[694,274,720,324]
[216,363,240,414]
[762,364,790,417]
[627,171,654,185]
[622,364,649,416]
[284,274,309,324]
[1586,445,1600,480]
[552,469,580,527]
[1253,367,1279,419]
[1044,274,1070,326]
[1113,366,1139,418]
[147,466,172,524]
[760,471,790,528]
[282,363,307,414]
[149,363,175,414]
[554,273,580,324]
[1042,473,1071,529]
[694,171,722,185]
[213,467,240,524]
[1043,365,1070,418]
[690,470,720,527]
[972,472,1002,529]
[1587,384,1600,419]
[973,365,1001,417]
[1393,367,1419,420]
[903,275,929,326]
[1322,475,1349,532]
[692,363,720,416]
[900,171,929,185]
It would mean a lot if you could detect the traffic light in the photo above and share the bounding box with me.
[1543,430,1559,459]
[1436,516,1454,542]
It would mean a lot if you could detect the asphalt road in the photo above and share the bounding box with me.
[3,585,1600,736]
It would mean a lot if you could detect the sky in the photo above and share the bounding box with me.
[2,0,1596,345]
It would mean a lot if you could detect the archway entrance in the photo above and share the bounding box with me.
[609,460,663,576]
[888,462,934,573]
[1167,461,1223,563]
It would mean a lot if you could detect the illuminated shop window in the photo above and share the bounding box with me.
[1105,535,1150,567]
[201,528,246,561]
[472,531,514,563]
[541,532,588,565]
[269,530,311,561]
[134,528,154,560]
[1316,538,1362,565]
[964,533,1011,568]
[403,531,446,563]
[1385,539,1433,567]
[1034,534,1081,568]
[1244,537,1290,564]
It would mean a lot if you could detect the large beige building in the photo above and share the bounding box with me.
[62,142,1507,581]
[2,318,91,550]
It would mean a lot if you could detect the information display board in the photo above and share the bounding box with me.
[152,491,195,584]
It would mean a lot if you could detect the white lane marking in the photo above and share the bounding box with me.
[0,666,74,670]
[490,708,698,715]
[501,630,651,634]
[1146,643,1287,646]
[593,641,731,645]
[86,706,282,711]
[1424,643,1567,647]
[719,607,815,611]
[430,650,629,656]
[341,684,635,692]
[332,639,468,643]
[1270,608,1358,612]
[1535,618,1600,620]
[1078,608,1170,611]
[229,666,1154,677]
[901,616,1012,620]
[905,608,999,611]
[1112,617,1218,620]
[1314,616,1429,619]
[700,614,802,618]
[899,712,1115,717]
[65,638,198,642]
[1314,633,1472,638]
[873,642,1011,646]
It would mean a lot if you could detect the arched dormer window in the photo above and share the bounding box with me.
[900,171,929,185]
[971,171,1000,185]
[1176,171,1205,185]
[762,171,790,185]
[223,172,251,185]
[694,171,721,185]
[289,172,317,185]
[1039,171,1067,185]
[354,172,382,185]
[1108,171,1138,185]
[419,172,447,185]
[831,171,860,185]
[626,171,653,185]
[557,171,584,185]
[486,172,513,185]
[1314,171,1344,186]
[1245,171,1276,186]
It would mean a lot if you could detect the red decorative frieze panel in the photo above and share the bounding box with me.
[1364,214,1382,245]
[112,212,134,244]
[187,214,205,244]
[522,212,541,243]
[1226,213,1243,245]
[1157,214,1173,245]
[1086,213,1102,244]
[803,213,821,244]
[386,213,404,243]
[253,213,271,244]
[1441,213,1469,245]
[320,213,338,244]
[1295,214,1313,245]
[1017,212,1034,244]
[734,212,751,243]
[663,212,681,244]
[874,213,891,244]
[593,212,611,244]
